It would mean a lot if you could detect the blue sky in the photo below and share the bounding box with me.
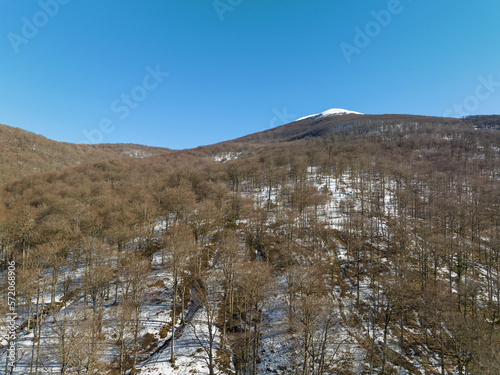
[1,0,499,149]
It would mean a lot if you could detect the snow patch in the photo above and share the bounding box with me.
[213,152,241,163]
[297,108,363,121]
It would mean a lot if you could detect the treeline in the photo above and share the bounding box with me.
[0,116,499,374]
[465,115,500,130]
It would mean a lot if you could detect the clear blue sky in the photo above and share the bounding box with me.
[1,0,499,149]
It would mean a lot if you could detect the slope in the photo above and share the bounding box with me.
[0,123,170,183]
[0,113,499,374]
[230,114,464,144]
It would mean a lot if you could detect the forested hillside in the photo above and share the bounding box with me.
[0,123,170,183]
[0,115,499,374]
[230,114,463,144]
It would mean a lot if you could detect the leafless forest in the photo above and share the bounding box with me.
[1,114,499,374]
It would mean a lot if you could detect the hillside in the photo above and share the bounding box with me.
[231,114,465,144]
[0,114,499,374]
[0,123,170,183]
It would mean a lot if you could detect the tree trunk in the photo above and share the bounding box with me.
[171,269,177,364]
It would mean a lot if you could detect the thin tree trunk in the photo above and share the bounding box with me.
[171,269,177,364]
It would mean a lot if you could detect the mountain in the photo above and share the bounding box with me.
[296,107,364,121]
[230,113,463,145]
[0,114,499,374]
[0,123,170,183]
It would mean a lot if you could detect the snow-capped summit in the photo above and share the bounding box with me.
[296,108,363,121]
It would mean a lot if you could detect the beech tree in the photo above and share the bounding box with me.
[232,261,273,375]
[165,223,197,365]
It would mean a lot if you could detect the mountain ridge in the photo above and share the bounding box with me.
[1,113,498,184]
[296,107,364,121]
[0,123,170,183]
[0,112,499,374]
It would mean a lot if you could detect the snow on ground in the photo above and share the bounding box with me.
[256,276,294,373]
[2,167,495,374]
[239,168,465,373]
[213,152,241,163]
[137,308,230,375]
[296,108,364,121]
[0,247,179,374]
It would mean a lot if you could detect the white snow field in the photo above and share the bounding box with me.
[296,108,364,121]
